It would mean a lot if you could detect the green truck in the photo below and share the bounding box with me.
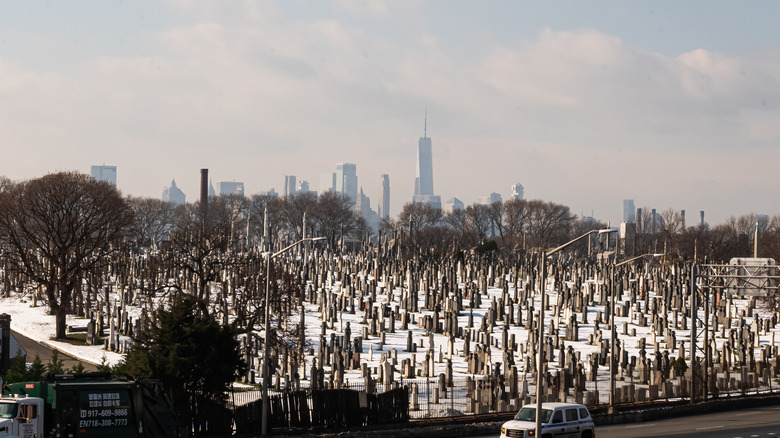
[0,373,179,438]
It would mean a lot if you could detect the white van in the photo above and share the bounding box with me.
[500,402,596,438]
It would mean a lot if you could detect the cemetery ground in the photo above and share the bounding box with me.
[2,252,780,435]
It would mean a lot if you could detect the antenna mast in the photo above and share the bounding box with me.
[424,108,428,138]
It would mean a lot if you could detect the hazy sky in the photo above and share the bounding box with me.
[2,1,779,226]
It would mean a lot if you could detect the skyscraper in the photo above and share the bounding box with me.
[298,180,313,195]
[478,192,503,205]
[91,165,117,186]
[320,172,336,193]
[336,163,358,204]
[623,199,636,223]
[414,115,434,197]
[511,183,524,201]
[219,181,245,196]
[379,174,390,220]
[162,179,186,205]
[445,197,464,213]
[412,112,441,209]
[284,175,297,198]
[356,187,380,234]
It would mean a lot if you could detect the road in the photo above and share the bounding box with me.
[596,404,780,438]
[473,404,780,438]
[11,330,98,372]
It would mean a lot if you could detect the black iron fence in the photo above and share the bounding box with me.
[231,385,408,434]
[228,368,780,435]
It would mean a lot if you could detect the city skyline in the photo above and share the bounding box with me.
[2,2,780,225]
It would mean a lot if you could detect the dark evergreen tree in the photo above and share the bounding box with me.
[69,361,85,374]
[124,295,245,435]
[45,350,65,376]
[27,354,46,381]
[1,349,28,383]
[96,355,112,374]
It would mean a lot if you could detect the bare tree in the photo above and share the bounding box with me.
[0,172,133,339]
[398,202,443,235]
[502,198,528,251]
[659,208,684,235]
[442,208,474,251]
[126,196,178,248]
[313,191,356,247]
[0,176,14,193]
[486,201,506,244]
[465,204,493,241]
[280,192,318,240]
[248,193,284,246]
[524,200,576,249]
[636,207,655,234]
[761,215,780,260]
[163,198,236,314]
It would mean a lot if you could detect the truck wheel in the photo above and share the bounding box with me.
[581,431,593,438]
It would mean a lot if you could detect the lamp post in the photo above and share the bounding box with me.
[609,253,664,411]
[535,228,616,435]
[262,236,326,435]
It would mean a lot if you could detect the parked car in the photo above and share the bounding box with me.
[500,402,595,438]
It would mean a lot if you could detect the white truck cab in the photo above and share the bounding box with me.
[500,402,595,438]
[0,395,44,438]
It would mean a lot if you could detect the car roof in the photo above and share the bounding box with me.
[528,402,587,409]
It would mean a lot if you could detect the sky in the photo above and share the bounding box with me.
[1,1,779,226]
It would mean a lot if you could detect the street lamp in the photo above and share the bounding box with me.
[262,236,326,435]
[609,253,664,411]
[535,228,616,435]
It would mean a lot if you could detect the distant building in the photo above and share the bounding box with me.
[298,180,314,196]
[412,112,441,209]
[356,187,380,235]
[219,181,244,196]
[320,172,336,193]
[415,138,434,197]
[208,180,216,198]
[379,174,390,220]
[478,192,502,205]
[445,197,464,213]
[511,183,524,201]
[91,165,117,186]
[623,199,636,223]
[336,163,358,204]
[162,179,186,205]
[284,175,297,198]
[413,194,442,210]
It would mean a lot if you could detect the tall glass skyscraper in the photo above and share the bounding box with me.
[412,113,441,209]
[623,199,636,223]
[415,136,433,197]
[90,165,116,186]
[336,163,358,204]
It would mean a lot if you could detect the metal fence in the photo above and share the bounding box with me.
[229,367,780,434]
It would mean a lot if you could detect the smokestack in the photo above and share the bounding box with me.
[700,211,705,228]
[200,169,209,216]
[681,210,686,230]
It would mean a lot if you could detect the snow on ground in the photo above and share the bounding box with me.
[2,267,778,404]
[1,295,124,366]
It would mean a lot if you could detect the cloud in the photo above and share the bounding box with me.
[0,3,779,224]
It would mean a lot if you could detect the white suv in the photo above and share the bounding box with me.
[500,402,595,438]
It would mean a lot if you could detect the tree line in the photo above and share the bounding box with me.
[2,173,780,337]
[2,171,780,433]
